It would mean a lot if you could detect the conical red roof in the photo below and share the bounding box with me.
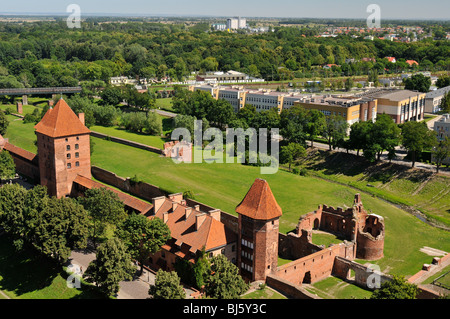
[236,179,282,220]
[34,99,90,138]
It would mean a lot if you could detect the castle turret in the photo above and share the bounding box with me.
[236,179,282,282]
[34,99,91,198]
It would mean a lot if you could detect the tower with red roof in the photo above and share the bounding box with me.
[236,178,282,282]
[34,99,91,198]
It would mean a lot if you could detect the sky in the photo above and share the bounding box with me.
[1,0,449,20]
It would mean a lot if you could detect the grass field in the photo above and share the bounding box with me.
[88,137,450,279]
[3,112,450,298]
[90,125,169,149]
[3,115,38,153]
[300,150,450,227]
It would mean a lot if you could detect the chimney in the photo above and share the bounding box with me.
[152,196,166,214]
[78,113,85,125]
[172,201,178,212]
[163,212,169,224]
[208,209,221,221]
[196,213,207,231]
[194,205,200,212]
[185,207,192,220]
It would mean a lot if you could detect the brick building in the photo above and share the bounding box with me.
[34,99,91,198]
[236,179,282,282]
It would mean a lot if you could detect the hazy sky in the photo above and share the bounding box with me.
[1,0,449,20]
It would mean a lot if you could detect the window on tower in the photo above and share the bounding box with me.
[75,144,79,150]
[67,163,72,169]
[66,145,70,151]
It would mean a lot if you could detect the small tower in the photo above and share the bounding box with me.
[34,99,91,198]
[236,179,282,282]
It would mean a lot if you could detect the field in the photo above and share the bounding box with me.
[88,137,450,279]
[3,110,450,298]
[300,149,450,228]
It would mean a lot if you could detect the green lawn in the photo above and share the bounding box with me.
[308,276,373,299]
[242,286,287,299]
[0,235,105,299]
[89,137,450,280]
[155,98,174,112]
[4,119,450,298]
[3,115,37,153]
[90,125,169,149]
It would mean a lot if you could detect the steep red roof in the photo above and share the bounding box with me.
[3,142,37,162]
[152,198,236,253]
[34,99,90,138]
[235,179,282,220]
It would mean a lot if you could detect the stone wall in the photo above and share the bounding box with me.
[91,166,165,201]
[90,131,164,155]
[265,274,320,299]
[332,256,391,289]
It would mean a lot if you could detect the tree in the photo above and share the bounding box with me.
[30,196,90,263]
[432,136,450,173]
[0,150,15,181]
[440,91,450,113]
[436,75,450,89]
[145,111,163,136]
[83,237,135,297]
[116,214,171,275]
[279,105,308,145]
[78,187,127,246]
[0,110,9,136]
[349,121,372,157]
[371,113,401,161]
[323,115,349,151]
[345,77,354,92]
[205,254,249,299]
[280,143,306,171]
[149,269,186,299]
[0,183,27,250]
[401,121,436,168]
[305,109,326,147]
[403,74,431,93]
[100,86,123,106]
[371,275,418,299]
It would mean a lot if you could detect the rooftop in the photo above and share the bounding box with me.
[151,196,236,254]
[34,99,90,138]
[364,89,426,101]
[73,175,153,215]
[426,86,450,99]
[236,179,282,220]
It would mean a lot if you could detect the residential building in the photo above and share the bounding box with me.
[425,86,450,114]
[433,114,450,165]
[363,89,426,124]
[196,70,248,83]
[294,94,378,127]
[226,17,246,30]
[434,114,450,141]
[110,76,138,86]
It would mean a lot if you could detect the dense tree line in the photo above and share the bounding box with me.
[0,20,448,89]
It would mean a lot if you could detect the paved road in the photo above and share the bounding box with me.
[67,249,196,299]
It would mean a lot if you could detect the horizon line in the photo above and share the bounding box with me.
[0,12,449,21]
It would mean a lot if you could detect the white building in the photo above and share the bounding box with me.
[226,17,247,30]
[425,86,450,114]
[433,114,450,165]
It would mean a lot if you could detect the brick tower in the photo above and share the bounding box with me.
[34,99,91,198]
[236,179,282,282]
